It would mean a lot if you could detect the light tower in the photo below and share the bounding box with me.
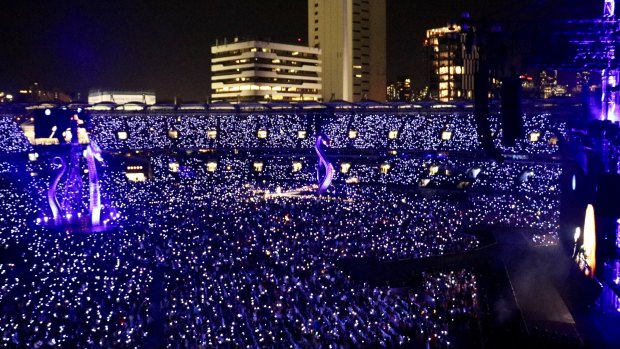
[568,0,620,122]
[600,0,619,122]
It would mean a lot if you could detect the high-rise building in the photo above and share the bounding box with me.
[308,0,386,102]
[425,24,478,102]
[210,39,322,103]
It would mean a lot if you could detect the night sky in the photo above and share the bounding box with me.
[0,0,601,101]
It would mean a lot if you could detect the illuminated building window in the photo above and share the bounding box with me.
[388,130,398,140]
[208,130,217,139]
[168,129,179,139]
[297,130,307,139]
[348,130,358,139]
[429,165,439,175]
[28,153,39,161]
[206,161,217,172]
[419,178,431,187]
[292,161,302,172]
[117,131,128,140]
[169,162,179,173]
[340,162,351,174]
[345,177,359,184]
[126,173,146,182]
[457,181,471,189]
[549,136,558,145]
[253,161,264,172]
[441,130,452,141]
[257,129,268,139]
[529,131,541,142]
[380,163,391,174]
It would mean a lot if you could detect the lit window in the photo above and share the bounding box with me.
[340,162,351,174]
[528,131,540,142]
[429,165,439,175]
[253,161,264,172]
[208,130,217,139]
[348,130,358,139]
[257,129,268,139]
[28,153,39,161]
[168,129,179,139]
[441,130,452,141]
[117,131,128,140]
[380,163,391,174]
[457,181,470,189]
[207,161,217,172]
[292,161,302,172]
[548,136,558,145]
[169,162,179,173]
[126,173,146,182]
[419,178,431,187]
[388,130,398,140]
[297,130,307,139]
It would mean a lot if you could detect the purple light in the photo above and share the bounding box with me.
[315,133,334,195]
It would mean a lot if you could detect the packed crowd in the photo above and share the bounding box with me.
[163,154,561,196]
[87,111,564,155]
[0,147,560,348]
[0,116,32,154]
[0,108,563,348]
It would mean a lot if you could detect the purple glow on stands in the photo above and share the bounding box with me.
[84,141,104,226]
[315,132,334,195]
[47,157,65,224]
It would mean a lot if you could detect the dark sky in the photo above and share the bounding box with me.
[0,0,602,101]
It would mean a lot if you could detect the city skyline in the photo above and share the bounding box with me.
[0,0,600,101]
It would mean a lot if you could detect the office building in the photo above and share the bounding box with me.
[210,39,322,103]
[425,24,478,101]
[308,0,386,102]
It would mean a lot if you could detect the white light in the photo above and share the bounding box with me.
[44,109,51,116]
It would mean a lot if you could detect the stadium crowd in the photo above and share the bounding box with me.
[0,109,562,348]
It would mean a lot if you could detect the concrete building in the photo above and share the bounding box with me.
[308,0,386,102]
[210,39,322,103]
[88,90,156,105]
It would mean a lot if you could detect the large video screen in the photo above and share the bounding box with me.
[33,108,89,143]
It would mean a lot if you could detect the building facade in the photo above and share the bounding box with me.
[210,40,322,103]
[308,0,386,102]
[88,90,156,105]
[425,25,478,102]
[387,77,414,102]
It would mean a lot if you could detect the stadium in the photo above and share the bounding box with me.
[0,100,617,348]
